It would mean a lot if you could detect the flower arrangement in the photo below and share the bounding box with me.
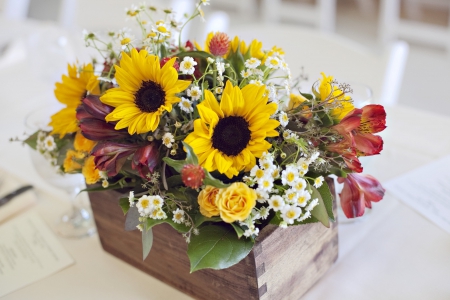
[25,1,386,272]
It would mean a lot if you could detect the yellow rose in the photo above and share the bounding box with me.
[74,131,96,153]
[197,185,220,218]
[216,183,256,223]
[82,156,100,185]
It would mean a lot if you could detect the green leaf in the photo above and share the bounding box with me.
[317,180,335,221]
[146,216,190,233]
[23,131,39,150]
[119,197,130,215]
[300,92,313,100]
[162,157,185,173]
[182,141,198,165]
[310,187,330,228]
[318,111,333,127]
[194,214,222,227]
[166,175,183,188]
[142,224,153,260]
[230,223,244,238]
[203,170,230,188]
[187,225,254,272]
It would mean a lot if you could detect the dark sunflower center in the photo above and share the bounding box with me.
[212,116,251,156]
[134,81,166,113]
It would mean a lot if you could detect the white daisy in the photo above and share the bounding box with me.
[295,190,311,207]
[216,61,225,75]
[314,176,324,188]
[259,207,270,220]
[136,195,152,216]
[255,189,270,203]
[293,178,307,192]
[298,211,311,222]
[187,86,201,100]
[265,56,281,69]
[279,112,289,127]
[281,165,299,186]
[128,191,135,207]
[179,97,194,113]
[162,132,175,148]
[241,69,252,78]
[258,176,274,192]
[244,226,260,237]
[268,195,285,212]
[306,198,319,212]
[43,136,56,151]
[281,205,301,224]
[245,58,261,69]
[102,180,109,188]
[150,195,164,208]
[297,158,309,174]
[250,165,266,181]
[271,166,281,179]
[283,188,298,204]
[249,79,263,86]
[172,208,185,224]
[215,87,223,94]
[201,0,210,5]
[152,20,170,37]
[180,56,197,75]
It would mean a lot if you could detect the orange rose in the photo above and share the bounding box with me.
[216,183,256,223]
[198,185,220,218]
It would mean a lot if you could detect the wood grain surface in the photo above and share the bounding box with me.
[88,178,338,300]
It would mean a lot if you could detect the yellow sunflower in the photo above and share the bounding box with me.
[101,48,191,134]
[50,63,99,137]
[184,81,279,179]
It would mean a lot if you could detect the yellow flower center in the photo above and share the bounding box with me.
[270,59,279,65]
[141,199,150,209]
[121,38,131,45]
[183,61,192,69]
[182,101,191,108]
[255,169,264,179]
[288,193,295,200]
[147,32,156,38]
[297,196,306,205]
[175,213,183,220]
[286,210,296,218]
[287,172,295,182]
[157,26,167,33]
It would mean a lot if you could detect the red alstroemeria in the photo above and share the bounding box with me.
[358,104,386,134]
[331,108,362,146]
[91,142,139,177]
[338,173,385,218]
[326,141,363,173]
[353,132,383,156]
[131,144,159,179]
[76,95,128,141]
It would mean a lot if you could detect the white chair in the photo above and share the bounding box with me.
[379,0,450,52]
[228,23,409,106]
[260,0,336,32]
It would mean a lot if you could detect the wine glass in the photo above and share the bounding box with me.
[25,105,96,238]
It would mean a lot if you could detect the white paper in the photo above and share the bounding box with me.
[384,155,450,234]
[0,211,74,297]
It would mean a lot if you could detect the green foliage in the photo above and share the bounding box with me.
[142,224,153,260]
[162,157,184,173]
[23,131,39,150]
[310,187,330,228]
[203,170,230,188]
[182,141,198,165]
[230,223,244,238]
[317,181,335,221]
[187,225,254,272]
[194,214,222,227]
[119,197,130,215]
[145,216,190,233]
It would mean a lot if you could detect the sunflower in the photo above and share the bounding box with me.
[184,81,279,179]
[50,63,99,137]
[101,48,191,134]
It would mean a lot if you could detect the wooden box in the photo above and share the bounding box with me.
[88,182,338,300]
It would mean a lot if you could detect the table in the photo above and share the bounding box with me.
[1,31,450,300]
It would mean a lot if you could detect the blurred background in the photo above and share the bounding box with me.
[0,0,449,116]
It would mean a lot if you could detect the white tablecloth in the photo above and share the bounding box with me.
[1,23,450,300]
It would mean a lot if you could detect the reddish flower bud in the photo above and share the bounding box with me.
[209,32,230,56]
[185,40,194,51]
[160,57,179,71]
[131,144,159,179]
[181,164,205,189]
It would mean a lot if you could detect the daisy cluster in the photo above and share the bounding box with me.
[35,131,60,170]
[240,151,323,236]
